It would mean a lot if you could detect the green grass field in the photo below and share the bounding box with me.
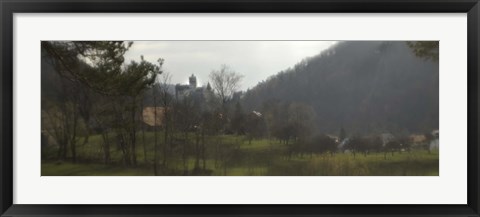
[41,132,439,176]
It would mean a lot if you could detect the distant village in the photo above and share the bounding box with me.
[41,41,439,176]
[141,74,439,154]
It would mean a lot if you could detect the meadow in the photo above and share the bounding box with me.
[41,132,439,176]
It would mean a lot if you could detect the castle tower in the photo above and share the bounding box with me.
[189,74,197,88]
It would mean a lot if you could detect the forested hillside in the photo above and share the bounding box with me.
[41,41,439,176]
[242,41,439,135]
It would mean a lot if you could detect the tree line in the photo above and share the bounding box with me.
[42,42,252,175]
[41,41,439,175]
[242,41,439,134]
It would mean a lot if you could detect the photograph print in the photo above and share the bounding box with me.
[41,41,439,176]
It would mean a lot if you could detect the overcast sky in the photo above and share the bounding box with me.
[124,41,337,91]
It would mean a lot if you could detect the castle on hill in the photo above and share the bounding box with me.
[175,74,212,100]
[143,74,214,127]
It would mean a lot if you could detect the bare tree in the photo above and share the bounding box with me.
[209,65,244,107]
[153,85,159,175]
[158,72,174,168]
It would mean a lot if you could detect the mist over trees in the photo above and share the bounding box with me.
[242,41,439,135]
[41,41,439,176]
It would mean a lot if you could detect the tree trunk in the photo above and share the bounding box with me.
[194,132,200,169]
[201,131,206,170]
[141,100,147,164]
[131,103,137,166]
[153,94,158,175]
[214,143,219,168]
[70,110,78,163]
[183,132,189,174]
[101,132,111,164]
[163,110,169,167]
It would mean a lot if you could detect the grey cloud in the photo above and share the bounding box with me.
[124,41,336,90]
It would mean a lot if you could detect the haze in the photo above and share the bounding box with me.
[124,41,337,90]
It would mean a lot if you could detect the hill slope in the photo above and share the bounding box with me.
[242,41,439,134]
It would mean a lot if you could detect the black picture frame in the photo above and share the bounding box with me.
[1,0,479,216]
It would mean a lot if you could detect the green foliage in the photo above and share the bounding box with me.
[41,41,439,176]
[306,134,337,154]
[42,41,163,96]
[42,41,165,166]
[117,58,163,96]
[262,101,316,144]
[407,41,439,62]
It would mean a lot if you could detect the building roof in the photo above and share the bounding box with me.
[142,107,168,126]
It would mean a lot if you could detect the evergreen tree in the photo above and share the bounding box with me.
[339,127,347,142]
[231,102,245,135]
